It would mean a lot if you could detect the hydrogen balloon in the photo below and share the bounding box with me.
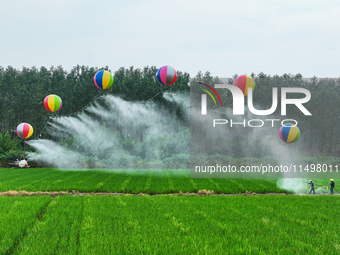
[233,74,255,96]
[156,66,177,86]
[44,94,62,112]
[94,70,114,90]
[16,123,34,139]
[279,124,300,143]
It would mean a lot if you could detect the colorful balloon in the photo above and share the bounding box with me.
[279,124,300,143]
[44,94,62,112]
[16,123,34,139]
[94,70,114,90]
[233,75,255,96]
[156,66,177,86]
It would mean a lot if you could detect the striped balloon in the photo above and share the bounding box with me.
[233,75,255,96]
[279,124,300,143]
[44,95,62,112]
[157,66,177,86]
[94,70,114,90]
[16,123,34,139]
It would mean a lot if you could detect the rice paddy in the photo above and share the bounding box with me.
[0,168,338,254]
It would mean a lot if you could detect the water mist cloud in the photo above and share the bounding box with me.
[27,93,190,169]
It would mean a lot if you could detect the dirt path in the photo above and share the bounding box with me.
[0,191,338,197]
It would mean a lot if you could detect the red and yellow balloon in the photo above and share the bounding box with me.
[44,95,63,112]
[16,123,34,139]
[233,75,255,96]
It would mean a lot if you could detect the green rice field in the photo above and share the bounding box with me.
[0,168,287,194]
[0,195,339,254]
[0,168,338,254]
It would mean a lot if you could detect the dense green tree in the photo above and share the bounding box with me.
[0,65,190,160]
[0,65,339,162]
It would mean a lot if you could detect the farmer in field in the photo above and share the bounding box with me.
[328,179,335,194]
[306,180,315,194]
[18,154,29,168]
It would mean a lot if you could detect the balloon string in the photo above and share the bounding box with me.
[32,119,50,140]
[32,93,102,140]
[61,94,103,117]
[32,89,169,140]
[163,91,190,107]
[145,91,163,101]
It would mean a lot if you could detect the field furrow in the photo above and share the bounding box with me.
[0,196,52,254]
[0,194,339,254]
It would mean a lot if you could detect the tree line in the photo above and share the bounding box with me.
[0,65,190,135]
[0,65,339,166]
[0,65,190,164]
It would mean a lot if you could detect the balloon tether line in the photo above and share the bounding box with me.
[33,93,102,140]
[33,89,173,140]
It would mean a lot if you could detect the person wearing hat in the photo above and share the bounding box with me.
[328,179,335,194]
[306,180,315,194]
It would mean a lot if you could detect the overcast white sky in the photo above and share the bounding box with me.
[0,0,339,77]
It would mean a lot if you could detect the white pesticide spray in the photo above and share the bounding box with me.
[248,111,309,194]
[220,103,310,193]
[189,89,315,193]
[27,93,190,170]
